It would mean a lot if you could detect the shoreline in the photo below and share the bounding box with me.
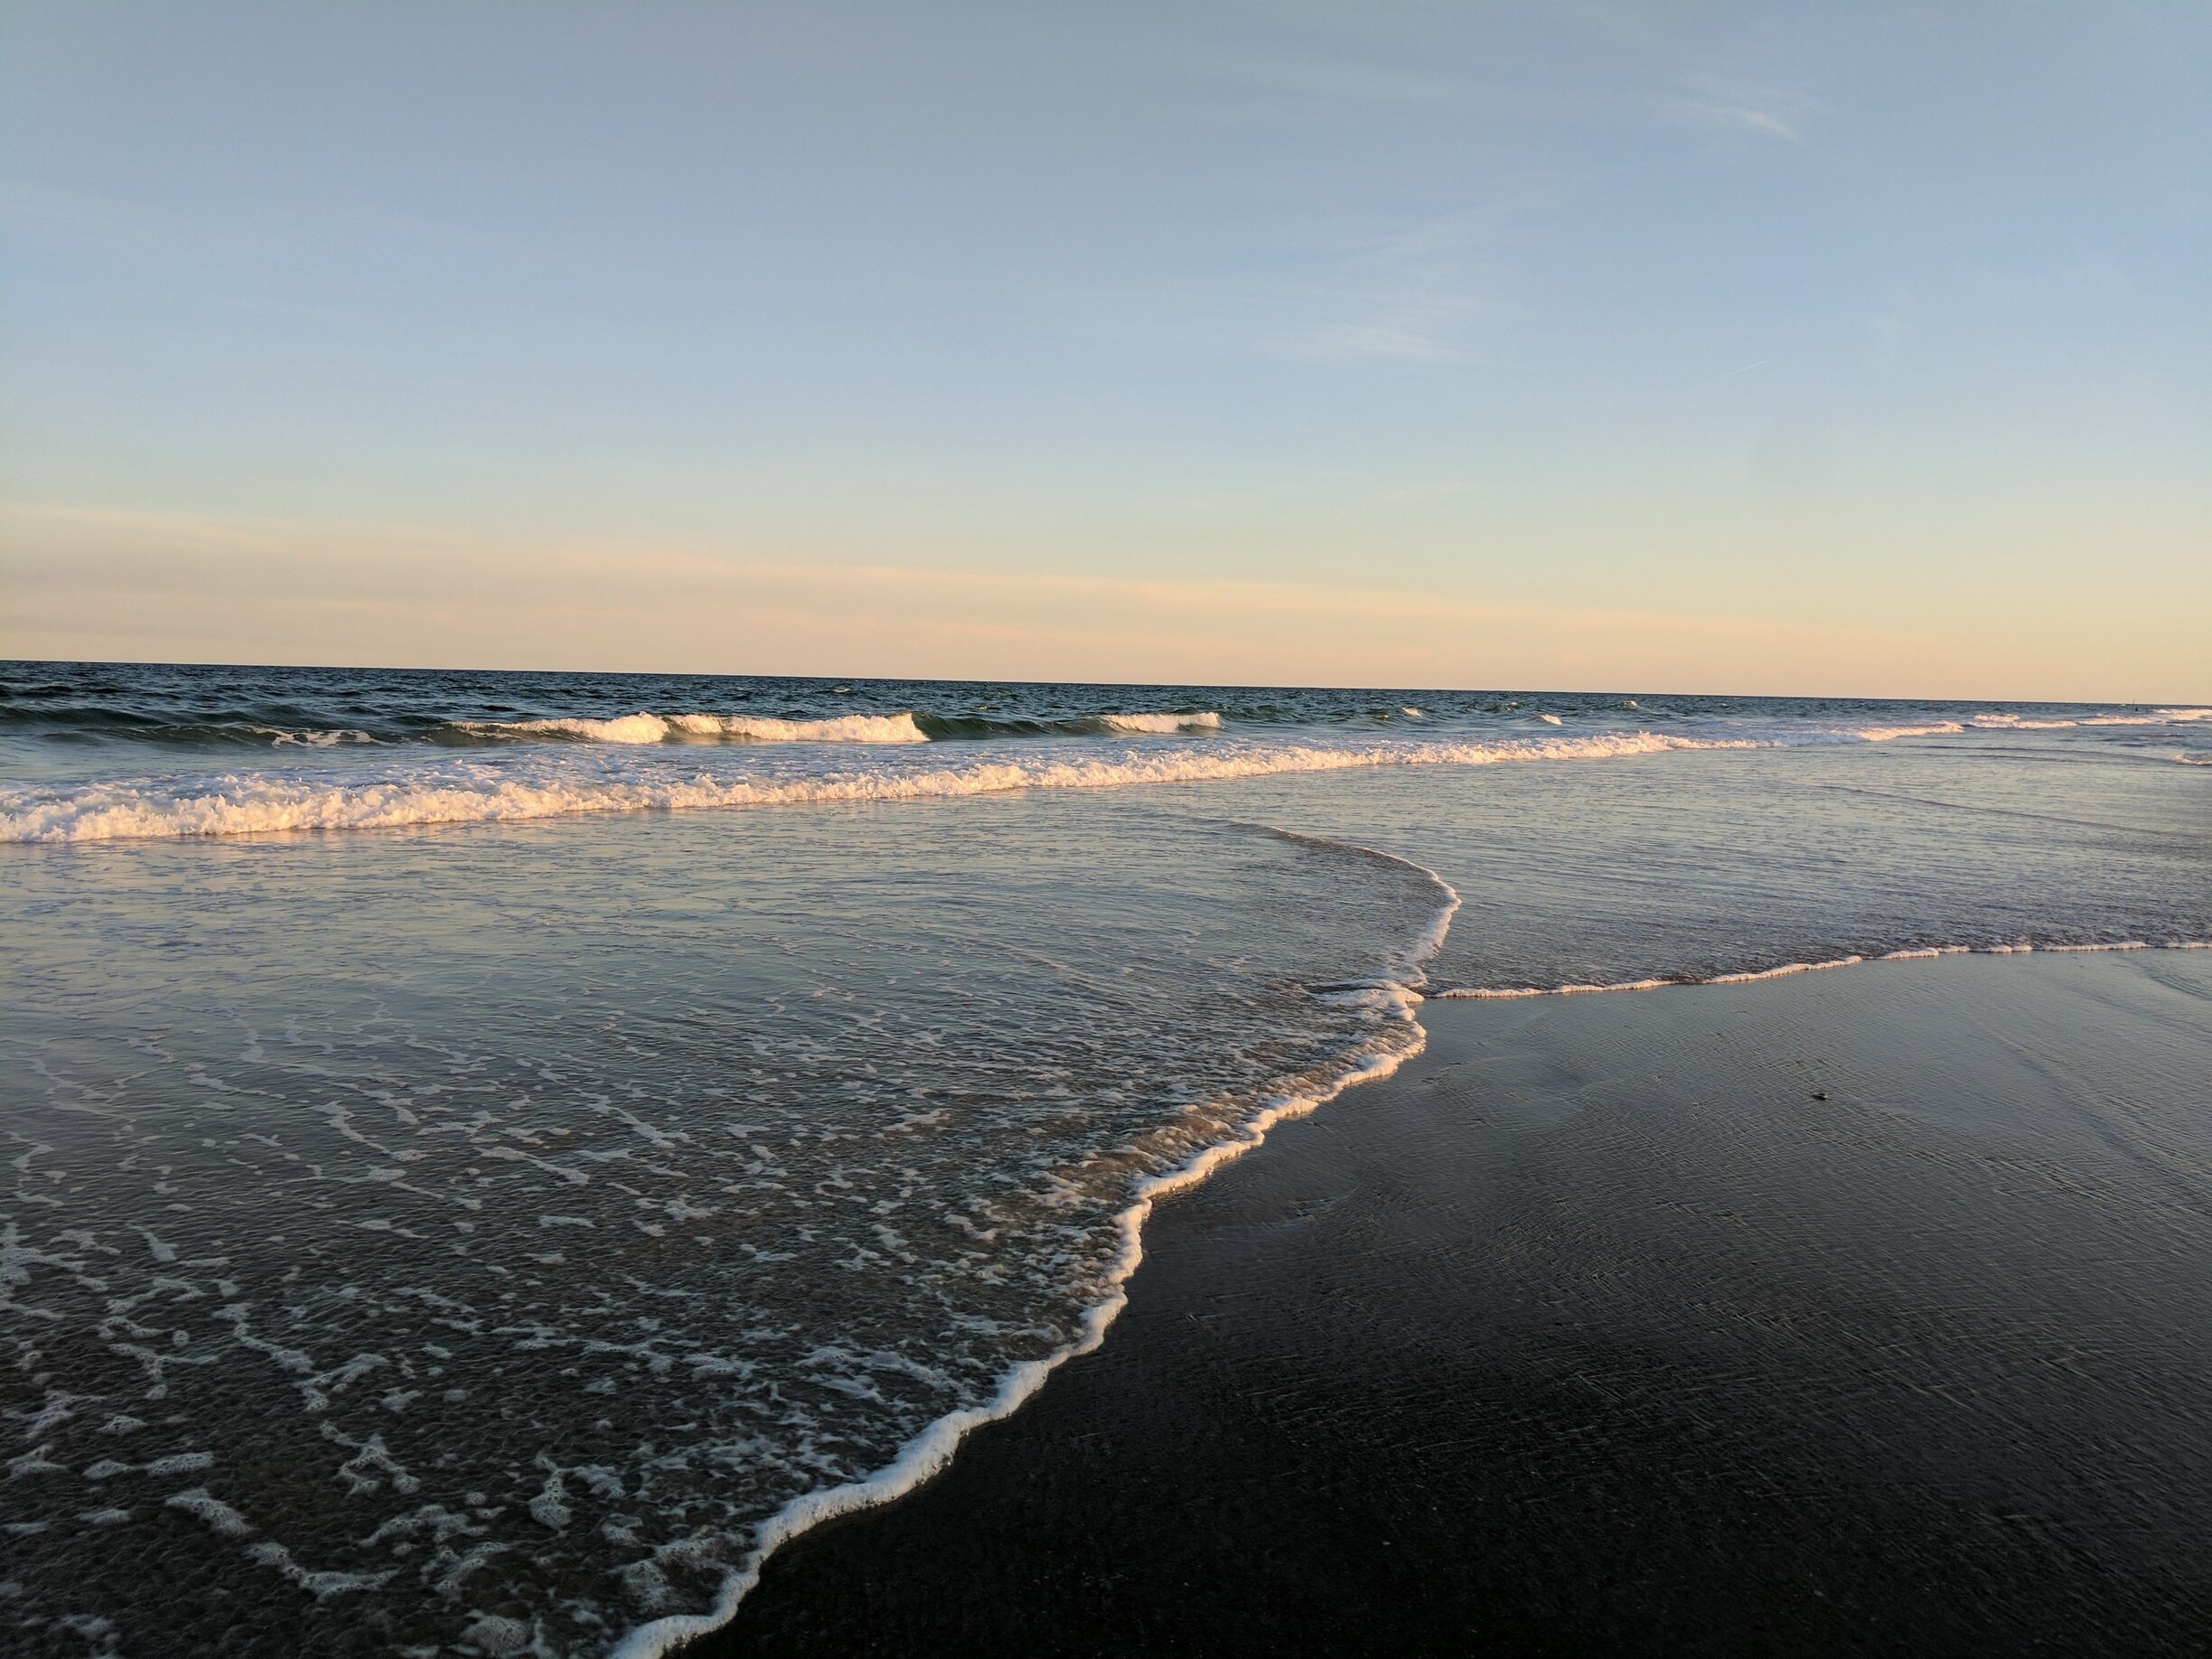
[638,937,2212,1659]
[1436,936,2212,998]
[689,955,2212,1654]
[615,844,1461,1658]
[614,1018,1433,1659]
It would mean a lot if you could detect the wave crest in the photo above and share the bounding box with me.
[1092,711,1222,735]
[460,712,931,745]
[1,731,1746,844]
[1856,722,1966,741]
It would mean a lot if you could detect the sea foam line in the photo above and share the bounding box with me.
[453,709,1225,745]
[609,842,1461,1659]
[1435,938,2212,998]
[2,730,1749,844]
[458,711,933,745]
[20,705,2206,845]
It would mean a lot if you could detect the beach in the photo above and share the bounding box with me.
[700,950,2212,1655]
[4,666,2207,1657]
[10,6,2207,1649]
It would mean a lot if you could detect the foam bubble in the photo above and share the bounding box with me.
[164,1489,252,1538]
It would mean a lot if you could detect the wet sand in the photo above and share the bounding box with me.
[690,950,2212,1656]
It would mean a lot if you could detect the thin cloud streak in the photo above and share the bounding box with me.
[1670,73,1818,143]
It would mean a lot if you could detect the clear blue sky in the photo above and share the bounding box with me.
[4,2,2207,697]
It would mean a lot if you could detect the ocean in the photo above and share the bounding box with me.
[4,661,2207,1658]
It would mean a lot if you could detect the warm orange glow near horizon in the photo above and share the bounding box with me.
[5,502,2204,703]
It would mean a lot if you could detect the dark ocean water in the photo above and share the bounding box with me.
[3,661,2207,1657]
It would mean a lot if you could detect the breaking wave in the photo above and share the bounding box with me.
[15,694,2204,844]
[2,730,1746,844]
[461,711,933,745]
[455,709,1224,745]
[1092,711,1222,735]
[1857,722,1966,741]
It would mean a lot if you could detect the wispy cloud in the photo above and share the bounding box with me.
[1670,75,1818,144]
[1267,209,1516,363]
[1074,185,1556,369]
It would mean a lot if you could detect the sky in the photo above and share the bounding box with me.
[3,1,2207,698]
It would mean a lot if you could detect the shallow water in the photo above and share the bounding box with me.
[708,950,2212,1657]
[2,663,2207,1656]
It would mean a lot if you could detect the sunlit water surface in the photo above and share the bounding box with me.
[4,664,2207,1656]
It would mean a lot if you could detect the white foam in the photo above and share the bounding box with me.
[1439,977,1673,999]
[246,1541,395,1600]
[1937,712,2212,738]
[468,712,930,745]
[1440,939,2212,998]
[1854,722,1965,741]
[1854,709,2212,740]
[1970,711,2190,730]
[1708,955,1864,984]
[251,726,380,747]
[1,730,1754,844]
[143,1450,215,1476]
[27,703,2204,846]
[488,714,672,745]
[681,713,929,744]
[604,846,1462,1659]
[1093,711,1223,735]
[164,1487,252,1538]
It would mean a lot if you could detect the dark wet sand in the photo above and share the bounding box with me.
[692,951,2212,1656]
